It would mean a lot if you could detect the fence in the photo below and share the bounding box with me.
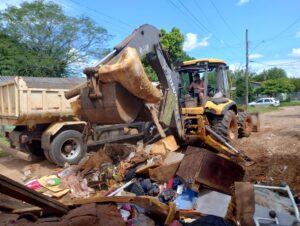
[275,92,300,102]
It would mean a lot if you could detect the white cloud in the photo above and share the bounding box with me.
[249,53,264,59]
[291,48,300,57]
[183,33,211,52]
[237,0,250,6]
[296,31,300,38]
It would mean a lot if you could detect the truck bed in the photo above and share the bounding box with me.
[0,76,85,126]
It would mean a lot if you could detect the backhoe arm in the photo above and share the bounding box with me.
[65,24,184,139]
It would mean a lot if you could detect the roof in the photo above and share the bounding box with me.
[0,76,15,84]
[0,76,86,89]
[182,58,226,66]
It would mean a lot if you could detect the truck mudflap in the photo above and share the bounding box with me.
[41,121,86,151]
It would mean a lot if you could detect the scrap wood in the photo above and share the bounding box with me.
[164,202,177,226]
[150,135,178,156]
[12,206,42,215]
[145,103,166,138]
[176,210,206,219]
[135,161,162,176]
[0,174,68,215]
[64,196,170,218]
[149,162,180,183]
[0,193,33,212]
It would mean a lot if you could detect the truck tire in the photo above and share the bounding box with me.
[43,149,54,163]
[238,112,252,138]
[211,110,238,142]
[49,130,87,167]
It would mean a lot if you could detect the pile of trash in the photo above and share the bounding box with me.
[14,136,243,224]
[1,136,299,225]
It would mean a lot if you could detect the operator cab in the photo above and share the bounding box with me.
[176,58,231,108]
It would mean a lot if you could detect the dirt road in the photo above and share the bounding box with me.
[0,106,299,194]
[235,106,300,196]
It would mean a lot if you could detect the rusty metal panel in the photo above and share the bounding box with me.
[177,146,245,195]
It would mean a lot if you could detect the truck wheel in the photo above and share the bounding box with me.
[49,130,87,167]
[238,112,252,138]
[211,110,238,142]
[43,149,53,163]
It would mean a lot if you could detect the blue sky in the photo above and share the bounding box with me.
[1,0,300,77]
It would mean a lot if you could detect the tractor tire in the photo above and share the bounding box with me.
[238,112,253,138]
[49,130,87,167]
[211,110,238,142]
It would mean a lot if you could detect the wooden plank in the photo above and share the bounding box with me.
[65,196,169,218]
[0,174,68,215]
[0,193,33,212]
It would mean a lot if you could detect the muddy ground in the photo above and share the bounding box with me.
[235,106,300,196]
[0,106,299,195]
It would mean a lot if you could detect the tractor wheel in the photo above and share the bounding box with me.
[211,110,238,142]
[238,112,253,138]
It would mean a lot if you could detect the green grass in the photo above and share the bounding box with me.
[246,106,280,113]
[279,101,300,107]
[238,101,300,114]
[0,135,10,157]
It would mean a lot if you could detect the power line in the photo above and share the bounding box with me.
[268,16,300,41]
[249,16,300,53]
[176,0,214,34]
[177,0,242,58]
[168,0,242,61]
[250,60,300,67]
[209,0,241,42]
[67,0,134,29]
[54,0,129,36]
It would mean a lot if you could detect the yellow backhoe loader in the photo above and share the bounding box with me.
[65,24,256,165]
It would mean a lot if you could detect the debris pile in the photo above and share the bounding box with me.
[0,136,299,225]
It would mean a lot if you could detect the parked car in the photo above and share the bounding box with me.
[249,98,280,107]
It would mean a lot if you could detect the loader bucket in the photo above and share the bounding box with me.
[79,47,162,124]
[98,47,161,103]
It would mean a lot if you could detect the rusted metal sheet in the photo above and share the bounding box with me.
[0,174,68,215]
[176,146,245,195]
[80,83,143,124]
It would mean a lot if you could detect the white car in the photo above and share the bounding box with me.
[249,98,280,107]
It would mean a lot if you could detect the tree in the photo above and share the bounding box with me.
[290,78,300,92]
[256,78,295,96]
[253,67,287,82]
[160,27,193,63]
[144,27,194,81]
[0,0,111,77]
[228,69,255,103]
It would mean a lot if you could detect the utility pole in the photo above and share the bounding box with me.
[245,29,249,109]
